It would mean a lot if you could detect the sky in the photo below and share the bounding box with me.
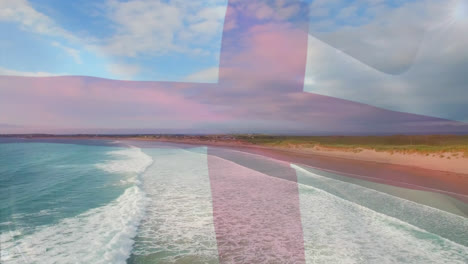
[0,0,228,81]
[304,0,468,122]
[0,0,467,134]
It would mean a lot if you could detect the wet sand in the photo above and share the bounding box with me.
[203,144,468,217]
[217,144,468,203]
[286,146,468,174]
[126,138,468,204]
[137,138,468,173]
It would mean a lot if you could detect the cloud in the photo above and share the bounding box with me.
[0,67,64,77]
[184,67,219,83]
[0,0,228,80]
[107,63,141,80]
[229,0,301,21]
[0,0,75,41]
[98,0,227,58]
[304,0,468,122]
[308,0,454,74]
[52,42,82,64]
[1,0,467,134]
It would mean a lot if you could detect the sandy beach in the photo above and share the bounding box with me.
[9,135,468,175]
[119,137,468,202]
[126,137,468,217]
[127,137,468,172]
[280,145,468,174]
[8,135,468,202]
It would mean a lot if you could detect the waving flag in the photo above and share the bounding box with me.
[0,1,467,262]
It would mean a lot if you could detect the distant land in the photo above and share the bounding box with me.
[2,134,468,174]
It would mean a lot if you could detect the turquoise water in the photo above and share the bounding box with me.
[0,141,152,263]
[0,143,126,232]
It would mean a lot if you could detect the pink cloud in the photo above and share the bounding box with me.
[1,0,467,134]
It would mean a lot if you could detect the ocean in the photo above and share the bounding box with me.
[0,141,150,263]
[0,140,467,263]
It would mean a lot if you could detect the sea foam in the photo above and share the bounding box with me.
[293,165,468,263]
[129,147,219,263]
[0,147,153,264]
[96,147,153,175]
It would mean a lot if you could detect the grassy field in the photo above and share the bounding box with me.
[234,135,468,156]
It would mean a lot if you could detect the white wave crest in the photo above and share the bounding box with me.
[292,165,468,263]
[0,186,147,264]
[96,147,153,175]
[1,146,153,264]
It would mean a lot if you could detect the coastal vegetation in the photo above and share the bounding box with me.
[233,134,468,157]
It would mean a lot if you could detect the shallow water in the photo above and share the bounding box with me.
[0,142,150,263]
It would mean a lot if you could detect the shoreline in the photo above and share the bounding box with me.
[5,134,468,174]
[4,135,468,174]
[126,137,468,175]
[3,136,467,203]
[126,137,468,203]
